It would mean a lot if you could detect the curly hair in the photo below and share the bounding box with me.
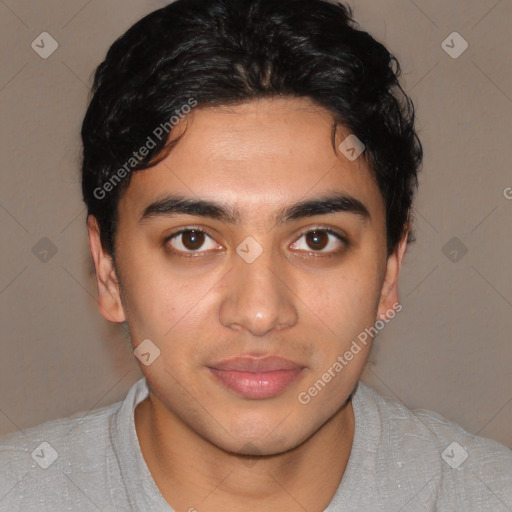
[81,0,422,259]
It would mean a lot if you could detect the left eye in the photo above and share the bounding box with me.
[290,229,345,253]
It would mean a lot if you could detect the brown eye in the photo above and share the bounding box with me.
[181,230,205,250]
[305,230,329,251]
[290,228,346,254]
[167,229,219,254]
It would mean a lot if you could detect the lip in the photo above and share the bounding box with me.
[207,356,305,399]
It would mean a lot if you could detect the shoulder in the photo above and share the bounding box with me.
[0,401,122,509]
[354,382,512,509]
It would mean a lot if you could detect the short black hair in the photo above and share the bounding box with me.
[81,0,422,260]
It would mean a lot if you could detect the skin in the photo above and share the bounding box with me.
[87,97,408,512]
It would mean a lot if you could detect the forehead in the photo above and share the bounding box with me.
[118,97,385,226]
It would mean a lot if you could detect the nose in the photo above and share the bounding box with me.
[219,248,299,336]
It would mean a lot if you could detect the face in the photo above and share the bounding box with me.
[88,97,407,456]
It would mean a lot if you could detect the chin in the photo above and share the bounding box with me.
[215,432,305,459]
[208,410,310,455]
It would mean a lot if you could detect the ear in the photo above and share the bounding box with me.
[87,215,126,323]
[376,226,409,320]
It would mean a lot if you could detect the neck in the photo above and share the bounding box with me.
[135,393,354,512]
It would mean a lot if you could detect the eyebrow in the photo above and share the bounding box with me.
[138,192,371,226]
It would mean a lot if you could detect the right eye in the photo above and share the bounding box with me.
[165,228,222,255]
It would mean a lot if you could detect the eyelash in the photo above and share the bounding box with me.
[164,225,348,258]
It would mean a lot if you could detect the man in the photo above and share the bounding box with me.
[1,0,511,510]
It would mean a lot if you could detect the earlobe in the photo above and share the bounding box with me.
[87,215,126,323]
[377,228,409,320]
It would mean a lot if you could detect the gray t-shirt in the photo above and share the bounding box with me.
[0,378,511,511]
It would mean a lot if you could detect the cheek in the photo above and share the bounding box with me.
[296,264,381,344]
[119,256,225,373]
[116,252,193,340]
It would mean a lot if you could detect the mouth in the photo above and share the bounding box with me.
[207,356,305,399]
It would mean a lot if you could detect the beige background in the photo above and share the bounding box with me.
[0,0,511,448]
